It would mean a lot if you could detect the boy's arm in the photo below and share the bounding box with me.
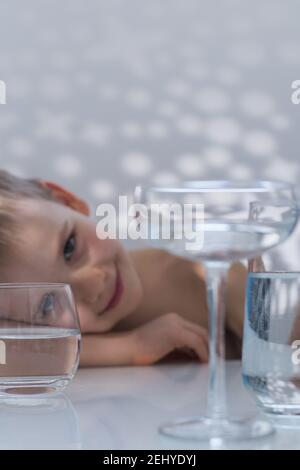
[80,331,136,367]
[225,262,248,340]
[80,312,209,367]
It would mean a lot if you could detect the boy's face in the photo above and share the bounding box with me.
[4,198,143,333]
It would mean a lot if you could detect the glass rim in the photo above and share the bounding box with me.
[140,180,296,194]
[249,272,300,279]
[0,282,71,289]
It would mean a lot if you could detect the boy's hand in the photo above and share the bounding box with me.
[131,312,209,365]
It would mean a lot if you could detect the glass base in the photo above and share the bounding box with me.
[260,403,300,416]
[0,376,71,396]
[262,408,300,428]
[159,415,275,443]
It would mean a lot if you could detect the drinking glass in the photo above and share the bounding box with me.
[0,283,81,396]
[243,272,300,423]
[243,211,300,425]
[134,180,299,441]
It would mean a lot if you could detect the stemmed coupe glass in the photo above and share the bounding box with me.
[134,180,299,441]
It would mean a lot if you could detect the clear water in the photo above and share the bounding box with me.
[0,327,81,395]
[147,221,287,261]
[242,273,300,415]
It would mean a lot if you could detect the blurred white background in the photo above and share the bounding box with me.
[0,0,299,264]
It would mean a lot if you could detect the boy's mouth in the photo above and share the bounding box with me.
[102,268,124,313]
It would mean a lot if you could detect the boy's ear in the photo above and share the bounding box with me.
[39,180,90,216]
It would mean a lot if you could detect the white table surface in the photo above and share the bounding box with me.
[1,360,300,450]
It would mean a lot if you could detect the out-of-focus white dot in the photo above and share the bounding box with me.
[176,154,202,176]
[40,76,69,100]
[194,24,213,40]
[217,67,241,86]
[243,131,277,156]
[121,152,152,177]
[54,155,82,178]
[165,79,189,98]
[51,52,73,70]
[230,165,252,179]
[81,123,111,146]
[185,63,209,80]
[120,122,143,139]
[35,111,73,142]
[157,101,179,117]
[0,112,18,130]
[40,28,59,46]
[18,10,37,27]
[195,87,230,113]
[90,180,115,200]
[228,17,252,35]
[279,43,300,65]
[270,115,290,131]
[230,43,264,67]
[240,91,275,118]
[17,49,38,67]
[129,60,152,79]
[76,73,93,87]
[98,85,118,100]
[126,89,151,108]
[205,118,240,145]
[0,54,11,70]
[179,44,200,59]
[18,50,38,68]
[153,53,173,68]
[263,158,297,181]
[146,121,169,139]
[7,138,34,158]
[86,46,111,63]
[9,77,31,99]
[203,147,232,168]
[70,25,91,42]
[152,172,179,186]
[176,114,202,135]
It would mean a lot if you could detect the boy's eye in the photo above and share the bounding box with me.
[64,233,76,262]
[39,293,55,317]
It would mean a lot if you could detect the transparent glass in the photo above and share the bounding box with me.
[134,180,299,441]
[244,232,300,426]
[0,283,81,396]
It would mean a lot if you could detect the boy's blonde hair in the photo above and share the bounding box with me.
[0,170,53,259]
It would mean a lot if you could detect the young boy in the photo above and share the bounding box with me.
[0,170,247,367]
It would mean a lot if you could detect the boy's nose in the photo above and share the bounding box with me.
[74,266,111,305]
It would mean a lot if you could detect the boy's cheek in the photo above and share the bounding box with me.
[77,304,99,333]
[76,302,114,333]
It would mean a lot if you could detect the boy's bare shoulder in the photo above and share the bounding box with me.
[115,247,208,332]
[129,247,173,270]
[129,247,205,285]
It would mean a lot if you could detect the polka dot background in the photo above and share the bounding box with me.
[0,0,300,263]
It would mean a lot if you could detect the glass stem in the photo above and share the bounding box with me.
[205,262,230,420]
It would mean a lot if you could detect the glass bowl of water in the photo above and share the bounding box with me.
[0,283,81,396]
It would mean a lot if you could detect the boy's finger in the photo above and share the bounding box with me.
[184,321,209,347]
[181,330,209,363]
[194,339,209,363]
